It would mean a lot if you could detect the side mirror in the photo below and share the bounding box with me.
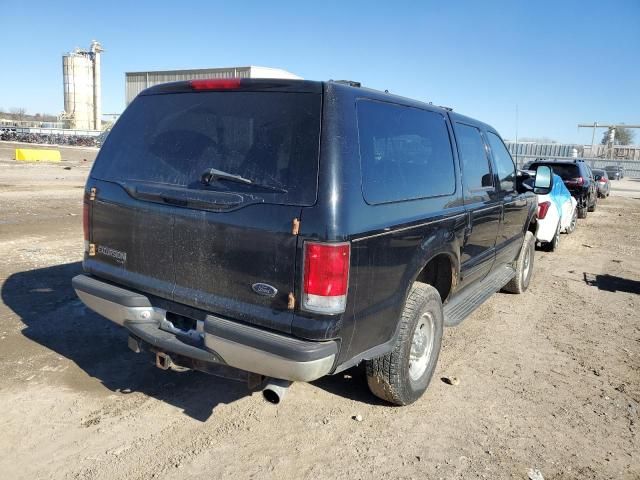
[481,173,493,187]
[534,165,552,194]
[594,175,601,181]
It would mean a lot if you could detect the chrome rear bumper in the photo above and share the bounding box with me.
[72,274,337,382]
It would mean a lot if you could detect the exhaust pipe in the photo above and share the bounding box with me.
[262,378,292,404]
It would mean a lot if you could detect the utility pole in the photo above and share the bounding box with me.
[609,128,616,159]
[515,104,519,167]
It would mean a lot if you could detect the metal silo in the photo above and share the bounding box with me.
[62,41,103,130]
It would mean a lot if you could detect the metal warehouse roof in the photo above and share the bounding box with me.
[124,66,301,104]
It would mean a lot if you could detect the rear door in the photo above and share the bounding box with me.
[88,83,322,334]
[454,122,501,288]
[486,131,529,265]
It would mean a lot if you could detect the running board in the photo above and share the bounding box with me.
[443,265,516,327]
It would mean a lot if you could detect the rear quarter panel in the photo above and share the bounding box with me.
[297,85,466,368]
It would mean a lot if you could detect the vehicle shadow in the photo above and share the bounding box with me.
[583,272,640,295]
[1,262,252,421]
[311,363,387,406]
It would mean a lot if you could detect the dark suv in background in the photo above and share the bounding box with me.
[529,159,597,218]
[604,165,624,180]
[72,78,547,405]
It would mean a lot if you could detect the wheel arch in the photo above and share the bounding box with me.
[412,250,458,304]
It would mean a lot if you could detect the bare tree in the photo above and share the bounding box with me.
[601,126,635,145]
[10,107,27,122]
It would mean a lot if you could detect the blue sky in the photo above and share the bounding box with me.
[1,0,638,144]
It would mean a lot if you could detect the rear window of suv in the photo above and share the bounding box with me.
[92,91,322,206]
[530,163,579,180]
[356,99,456,204]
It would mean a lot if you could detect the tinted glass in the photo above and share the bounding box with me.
[585,165,594,179]
[357,100,456,204]
[487,132,516,191]
[455,123,493,199]
[92,91,321,205]
[530,163,579,180]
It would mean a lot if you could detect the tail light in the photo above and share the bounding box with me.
[190,78,241,91]
[538,201,551,220]
[565,177,584,188]
[302,242,350,314]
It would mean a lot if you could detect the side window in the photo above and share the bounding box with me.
[357,100,456,204]
[487,132,516,192]
[455,123,493,201]
[586,165,594,180]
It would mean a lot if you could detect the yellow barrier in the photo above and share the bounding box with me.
[15,149,62,162]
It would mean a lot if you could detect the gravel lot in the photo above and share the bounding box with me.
[1,142,639,480]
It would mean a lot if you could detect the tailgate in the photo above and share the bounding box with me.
[173,203,301,333]
[84,180,176,300]
[86,82,322,334]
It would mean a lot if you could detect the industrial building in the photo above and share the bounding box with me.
[61,41,103,130]
[125,66,301,105]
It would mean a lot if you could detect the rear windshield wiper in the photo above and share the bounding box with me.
[200,167,288,194]
[201,167,252,186]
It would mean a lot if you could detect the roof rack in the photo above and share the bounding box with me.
[331,80,361,88]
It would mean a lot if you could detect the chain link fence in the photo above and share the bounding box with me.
[506,142,640,177]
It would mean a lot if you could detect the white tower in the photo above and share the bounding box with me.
[61,41,103,130]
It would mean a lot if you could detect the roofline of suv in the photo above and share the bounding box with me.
[136,78,491,128]
[530,159,588,165]
[139,78,324,96]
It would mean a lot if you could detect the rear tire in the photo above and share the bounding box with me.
[565,209,577,234]
[502,231,535,294]
[544,222,560,252]
[366,283,443,406]
[577,206,587,219]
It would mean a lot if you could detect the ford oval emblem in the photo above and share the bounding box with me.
[252,283,278,297]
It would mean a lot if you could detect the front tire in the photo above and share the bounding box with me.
[502,231,535,294]
[588,196,597,212]
[366,283,443,406]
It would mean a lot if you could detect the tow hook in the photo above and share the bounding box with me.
[155,351,172,370]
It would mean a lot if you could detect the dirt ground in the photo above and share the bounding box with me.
[1,141,639,480]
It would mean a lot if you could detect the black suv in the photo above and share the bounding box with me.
[604,165,624,180]
[529,159,598,219]
[73,79,547,405]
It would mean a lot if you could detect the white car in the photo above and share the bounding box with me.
[533,173,578,251]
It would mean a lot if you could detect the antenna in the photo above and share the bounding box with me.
[515,104,519,167]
